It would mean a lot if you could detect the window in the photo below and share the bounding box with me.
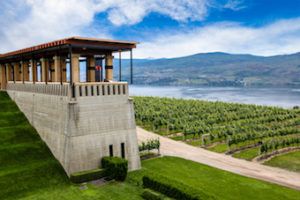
[121,143,125,158]
[109,144,113,157]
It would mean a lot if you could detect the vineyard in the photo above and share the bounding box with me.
[134,97,300,161]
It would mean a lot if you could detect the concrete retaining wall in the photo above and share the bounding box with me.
[7,82,141,176]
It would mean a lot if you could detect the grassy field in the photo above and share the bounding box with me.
[264,151,300,173]
[1,91,300,200]
[232,147,260,161]
[130,157,300,200]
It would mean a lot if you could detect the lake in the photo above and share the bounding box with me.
[129,85,300,108]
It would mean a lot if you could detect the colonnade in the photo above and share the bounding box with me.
[0,52,114,90]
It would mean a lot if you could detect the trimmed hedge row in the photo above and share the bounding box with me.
[143,174,213,200]
[141,189,169,200]
[70,168,105,183]
[101,156,128,181]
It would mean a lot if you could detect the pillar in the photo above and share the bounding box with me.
[49,60,55,82]
[6,64,12,81]
[31,59,37,83]
[71,54,80,83]
[20,61,30,82]
[61,57,67,82]
[22,62,29,82]
[0,64,6,89]
[13,62,21,81]
[86,56,95,82]
[20,61,24,82]
[40,58,49,83]
[105,53,113,81]
[53,56,62,82]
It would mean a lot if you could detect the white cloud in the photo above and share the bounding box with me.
[0,0,214,52]
[223,0,245,11]
[0,0,109,52]
[0,0,244,53]
[104,0,209,26]
[134,18,300,58]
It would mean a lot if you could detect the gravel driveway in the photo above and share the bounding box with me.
[137,127,300,190]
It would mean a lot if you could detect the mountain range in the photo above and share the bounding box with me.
[114,52,300,87]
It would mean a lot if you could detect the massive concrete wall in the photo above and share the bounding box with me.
[7,83,141,176]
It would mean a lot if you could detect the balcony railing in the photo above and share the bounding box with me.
[74,82,128,98]
[6,81,128,98]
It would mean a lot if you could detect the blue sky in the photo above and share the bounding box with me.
[1,0,300,58]
[107,0,300,40]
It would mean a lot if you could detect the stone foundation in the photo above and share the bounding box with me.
[7,82,141,176]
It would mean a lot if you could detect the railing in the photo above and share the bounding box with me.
[6,81,128,98]
[74,82,128,98]
[7,81,69,96]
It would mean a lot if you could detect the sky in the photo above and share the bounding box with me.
[1,0,300,58]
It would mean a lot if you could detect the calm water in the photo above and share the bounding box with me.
[129,85,300,108]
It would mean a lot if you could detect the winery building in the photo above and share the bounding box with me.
[0,37,141,175]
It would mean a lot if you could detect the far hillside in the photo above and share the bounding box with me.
[114,52,300,87]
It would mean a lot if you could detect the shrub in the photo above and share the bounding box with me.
[142,174,213,200]
[70,168,105,183]
[139,138,160,153]
[101,156,128,181]
[141,189,166,200]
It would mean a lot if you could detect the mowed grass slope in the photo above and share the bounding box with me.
[0,92,142,200]
[130,156,300,200]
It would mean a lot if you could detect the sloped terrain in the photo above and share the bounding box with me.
[0,92,141,200]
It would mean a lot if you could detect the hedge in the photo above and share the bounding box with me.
[141,189,168,200]
[101,156,128,181]
[70,168,105,183]
[142,174,214,200]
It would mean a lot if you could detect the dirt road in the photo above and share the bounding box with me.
[137,127,300,190]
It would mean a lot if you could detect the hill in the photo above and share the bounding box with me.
[115,52,300,87]
[1,91,300,199]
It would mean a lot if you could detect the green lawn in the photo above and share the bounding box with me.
[1,91,300,200]
[130,157,300,200]
[264,150,300,173]
[207,143,229,153]
[232,147,260,161]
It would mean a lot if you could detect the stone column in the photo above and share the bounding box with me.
[40,58,49,83]
[71,54,80,83]
[13,62,21,81]
[49,60,55,82]
[6,64,12,82]
[61,57,67,82]
[31,59,37,83]
[0,64,6,89]
[20,61,29,82]
[24,62,30,81]
[86,56,96,82]
[53,56,61,82]
[20,61,24,83]
[105,53,114,81]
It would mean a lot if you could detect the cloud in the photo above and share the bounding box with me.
[104,0,209,26]
[0,0,242,53]
[134,18,300,58]
[0,0,110,52]
[1,1,299,59]
[223,0,246,11]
